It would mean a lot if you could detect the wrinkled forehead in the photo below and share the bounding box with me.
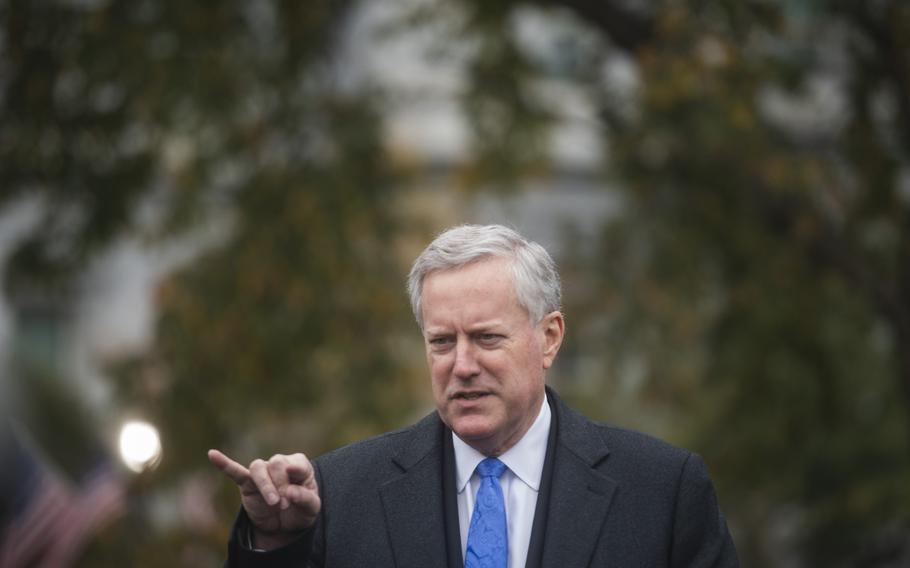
[420,258,530,322]
[421,255,516,294]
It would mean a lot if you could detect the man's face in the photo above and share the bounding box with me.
[420,257,564,456]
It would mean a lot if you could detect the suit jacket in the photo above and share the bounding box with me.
[227,388,738,567]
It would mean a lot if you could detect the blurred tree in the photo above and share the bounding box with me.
[443,0,910,565]
[1,0,432,565]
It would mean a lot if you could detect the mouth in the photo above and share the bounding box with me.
[450,391,491,401]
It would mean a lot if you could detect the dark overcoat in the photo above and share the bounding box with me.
[227,389,738,568]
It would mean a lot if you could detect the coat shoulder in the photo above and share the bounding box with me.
[313,411,441,476]
[597,422,691,464]
[557,399,694,485]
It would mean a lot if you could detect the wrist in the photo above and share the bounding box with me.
[251,527,302,551]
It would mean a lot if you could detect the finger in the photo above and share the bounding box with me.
[285,483,321,514]
[284,453,316,488]
[277,453,315,509]
[208,449,250,486]
[249,459,281,506]
[267,455,292,509]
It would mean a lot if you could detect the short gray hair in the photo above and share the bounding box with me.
[407,224,561,329]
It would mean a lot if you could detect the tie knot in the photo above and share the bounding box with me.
[476,457,507,479]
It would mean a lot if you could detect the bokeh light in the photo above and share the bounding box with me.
[118,420,162,472]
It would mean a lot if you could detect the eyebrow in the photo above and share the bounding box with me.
[466,320,505,332]
[423,326,451,335]
[423,321,506,336]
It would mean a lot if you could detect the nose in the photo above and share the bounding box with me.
[452,339,480,380]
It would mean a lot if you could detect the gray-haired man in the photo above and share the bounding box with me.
[210,224,739,567]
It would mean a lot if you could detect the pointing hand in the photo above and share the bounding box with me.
[208,449,321,550]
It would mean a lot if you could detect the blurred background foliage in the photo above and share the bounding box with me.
[1,0,909,566]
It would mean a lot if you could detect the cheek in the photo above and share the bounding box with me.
[429,351,446,368]
[428,355,451,385]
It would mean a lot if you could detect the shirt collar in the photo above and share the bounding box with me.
[452,396,551,493]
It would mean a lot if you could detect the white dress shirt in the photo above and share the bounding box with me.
[453,397,551,568]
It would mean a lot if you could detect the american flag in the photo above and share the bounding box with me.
[0,425,126,568]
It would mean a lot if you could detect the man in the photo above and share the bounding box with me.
[209,224,739,567]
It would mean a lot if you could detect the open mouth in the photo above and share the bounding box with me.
[452,391,490,401]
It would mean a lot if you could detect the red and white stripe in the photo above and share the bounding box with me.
[0,466,125,568]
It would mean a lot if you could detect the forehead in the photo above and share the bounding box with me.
[423,256,513,293]
[420,258,524,323]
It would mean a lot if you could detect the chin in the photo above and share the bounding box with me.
[449,416,498,444]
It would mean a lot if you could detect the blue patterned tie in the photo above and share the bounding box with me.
[465,458,508,568]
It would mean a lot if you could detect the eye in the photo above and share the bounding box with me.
[476,333,504,346]
[428,335,455,351]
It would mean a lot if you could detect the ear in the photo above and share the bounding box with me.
[539,311,565,370]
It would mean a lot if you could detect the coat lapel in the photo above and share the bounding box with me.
[540,393,618,567]
[378,413,450,568]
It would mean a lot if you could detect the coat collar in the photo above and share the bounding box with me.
[379,412,450,567]
[539,387,618,567]
[549,386,612,467]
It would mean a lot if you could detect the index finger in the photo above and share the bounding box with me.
[208,448,250,486]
